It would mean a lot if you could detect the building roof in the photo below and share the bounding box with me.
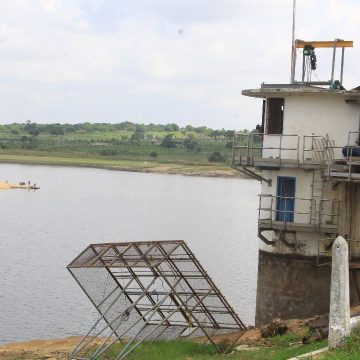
[242,84,360,99]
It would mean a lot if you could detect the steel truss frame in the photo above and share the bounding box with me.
[67,240,246,359]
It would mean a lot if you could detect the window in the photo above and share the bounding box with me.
[266,98,284,134]
[276,176,295,222]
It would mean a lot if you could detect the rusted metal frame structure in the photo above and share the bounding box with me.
[69,244,162,358]
[131,242,191,328]
[112,243,171,326]
[67,240,246,360]
[154,243,229,352]
[177,242,246,353]
[92,278,185,360]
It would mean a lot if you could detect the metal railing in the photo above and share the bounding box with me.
[302,135,328,163]
[233,131,360,180]
[232,133,300,167]
[317,237,360,265]
[323,130,360,180]
[258,194,340,230]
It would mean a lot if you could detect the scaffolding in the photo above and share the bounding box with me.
[67,240,246,360]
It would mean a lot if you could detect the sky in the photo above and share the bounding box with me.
[0,0,359,130]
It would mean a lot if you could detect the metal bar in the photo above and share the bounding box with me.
[232,134,236,165]
[108,243,133,266]
[111,243,162,316]
[70,277,135,357]
[279,134,283,167]
[89,276,158,358]
[179,243,246,329]
[290,0,296,83]
[246,133,250,165]
[296,40,353,48]
[117,302,186,360]
[154,248,220,351]
[97,288,184,359]
[89,244,112,266]
[112,277,183,342]
[131,243,174,326]
[331,39,338,83]
[340,47,345,85]
[157,243,221,329]
[302,51,305,84]
[67,245,94,268]
[67,268,116,356]
[93,245,145,321]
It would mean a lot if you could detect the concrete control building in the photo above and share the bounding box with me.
[233,39,360,325]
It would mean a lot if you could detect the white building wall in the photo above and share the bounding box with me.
[259,168,337,257]
[260,168,313,222]
[284,95,360,159]
[262,94,360,161]
[257,92,359,257]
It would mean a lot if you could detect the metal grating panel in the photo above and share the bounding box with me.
[67,240,246,359]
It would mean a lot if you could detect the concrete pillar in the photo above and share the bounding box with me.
[328,236,350,348]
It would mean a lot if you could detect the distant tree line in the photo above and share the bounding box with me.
[0,121,259,163]
[0,121,253,140]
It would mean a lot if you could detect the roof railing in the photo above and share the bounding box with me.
[233,131,360,180]
[233,133,300,168]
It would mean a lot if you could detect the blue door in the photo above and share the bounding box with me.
[276,177,295,222]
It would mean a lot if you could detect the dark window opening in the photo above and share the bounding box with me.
[266,98,284,134]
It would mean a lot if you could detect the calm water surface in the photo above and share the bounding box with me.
[0,164,260,343]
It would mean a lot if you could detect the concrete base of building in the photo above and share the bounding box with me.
[256,250,342,326]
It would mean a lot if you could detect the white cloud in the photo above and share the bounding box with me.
[0,0,359,128]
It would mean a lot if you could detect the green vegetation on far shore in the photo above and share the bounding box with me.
[0,121,257,176]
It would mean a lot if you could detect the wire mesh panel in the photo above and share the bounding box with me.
[67,240,246,359]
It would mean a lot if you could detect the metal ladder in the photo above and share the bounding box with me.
[310,167,324,226]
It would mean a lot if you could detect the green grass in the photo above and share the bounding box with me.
[96,335,327,360]
[320,326,360,359]
[0,151,240,179]
[103,340,217,360]
[0,124,248,176]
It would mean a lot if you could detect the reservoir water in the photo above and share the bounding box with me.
[0,163,260,343]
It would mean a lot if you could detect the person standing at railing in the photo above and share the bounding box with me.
[256,124,264,144]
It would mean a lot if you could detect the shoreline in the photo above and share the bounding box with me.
[0,155,248,179]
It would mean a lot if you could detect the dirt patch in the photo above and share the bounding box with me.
[0,182,28,190]
[0,336,97,360]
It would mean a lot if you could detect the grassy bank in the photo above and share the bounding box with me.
[0,335,327,360]
[103,336,327,360]
[319,326,360,359]
[0,122,253,177]
[0,153,242,178]
[9,326,360,359]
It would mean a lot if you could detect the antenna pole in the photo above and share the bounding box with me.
[290,0,296,84]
